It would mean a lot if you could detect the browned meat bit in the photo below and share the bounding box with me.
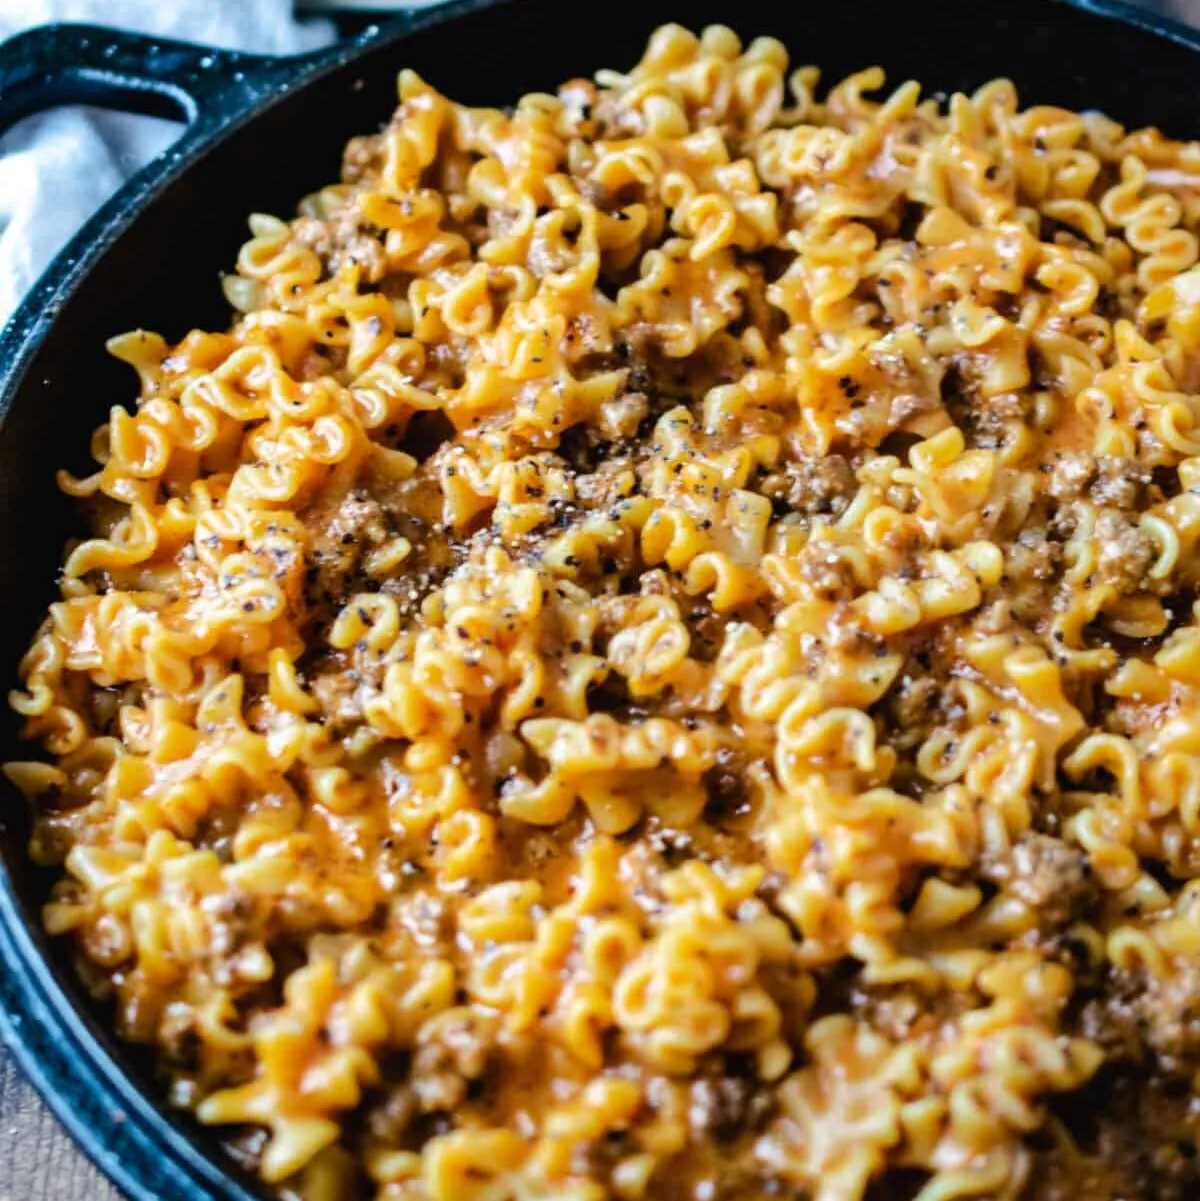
[304,489,391,613]
[342,133,383,183]
[1077,975,1147,1064]
[590,89,644,139]
[383,561,452,619]
[846,980,966,1045]
[292,202,388,281]
[1090,456,1150,508]
[576,461,639,508]
[703,748,752,824]
[596,389,650,441]
[1009,528,1063,584]
[687,1072,775,1142]
[848,985,924,1043]
[772,453,857,518]
[881,673,940,742]
[1134,962,1200,1073]
[941,366,1026,447]
[557,419,635,475]
[335,233,387,284]
[1079,958,1200,1076]
[1028,1072,1200,1201]
[391,889,453,951]
[1052,451,1153,506]
[410,1006,502,1112]
[648,826,697,866]
[565,311,611,360]
[309,662,370,729]
[968,390,1027,448]
[683,599,726,664]
[558,78,599,137]
[796,539,858,597]
[1093,510,1156,592]
[688,1166,772,1201]
[366,1081,419,1144]
[888,390,941,430]
[291,215,335,258]
[1045,450,1096,501]
[159,1009,203,1074]
[980,832,1097,935]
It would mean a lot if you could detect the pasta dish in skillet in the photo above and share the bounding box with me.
[10,20,1200,1200]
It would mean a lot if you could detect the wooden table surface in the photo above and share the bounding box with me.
[0,1056,119,1200]
[1,0,1198,1196]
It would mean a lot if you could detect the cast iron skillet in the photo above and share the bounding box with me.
[1,0,1200,1196]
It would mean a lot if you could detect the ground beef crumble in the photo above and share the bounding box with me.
[980,833,1098,936]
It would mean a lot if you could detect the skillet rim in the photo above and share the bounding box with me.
[1,0,1200,1197]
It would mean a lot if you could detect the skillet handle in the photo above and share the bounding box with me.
[0,22,294,138]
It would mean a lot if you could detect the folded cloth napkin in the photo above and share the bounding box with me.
[0,0,336,323]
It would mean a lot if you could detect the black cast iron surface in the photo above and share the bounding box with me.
[1,0,1200,1197]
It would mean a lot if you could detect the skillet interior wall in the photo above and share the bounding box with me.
[0,0,1198,1187]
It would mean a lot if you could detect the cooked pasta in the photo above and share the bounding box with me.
[11,20,1200,1199]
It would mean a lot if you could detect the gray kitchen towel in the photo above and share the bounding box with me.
[0,0,336,322]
